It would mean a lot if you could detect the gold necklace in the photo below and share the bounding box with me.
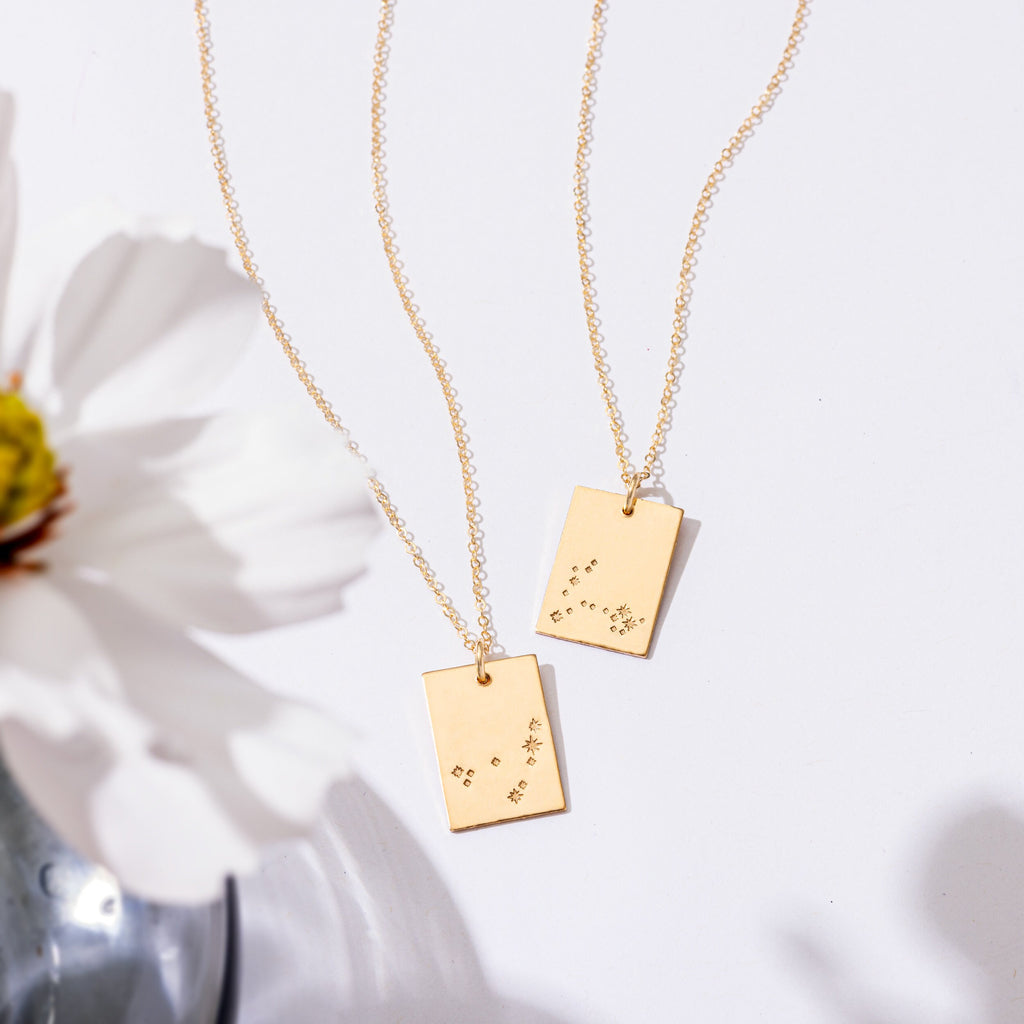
[194,0,565,831]
[537,0,810,657]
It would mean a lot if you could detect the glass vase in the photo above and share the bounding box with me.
[0,759,237,1023]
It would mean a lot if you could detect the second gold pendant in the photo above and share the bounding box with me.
[537,0,808,657]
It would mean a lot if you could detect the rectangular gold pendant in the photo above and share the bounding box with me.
[423,654,565,831]
[536,485,683,657]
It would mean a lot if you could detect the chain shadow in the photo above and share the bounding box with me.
[236,775,581,1024]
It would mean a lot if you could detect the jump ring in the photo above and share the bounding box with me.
[475,640,491,685]
[623,473,643,516]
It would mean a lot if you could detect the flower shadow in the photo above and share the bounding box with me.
[782,802,1024,1022]
[237,776,582,1024]
[921,804,1024,1024]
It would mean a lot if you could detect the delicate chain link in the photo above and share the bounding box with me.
[575,0,809,486]
[194,0,491,654]
[370,0,492,652]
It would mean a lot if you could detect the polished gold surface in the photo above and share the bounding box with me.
[575,0,809,487]
[537,487,682,658]
[424,655,565,831]
[194,0,492,657]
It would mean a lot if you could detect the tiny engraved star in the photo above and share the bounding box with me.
[451,766,464,778]
[507,788,523,804]
[621,615,637,632]
[550,610,563,623]
[528,718,542,732]
[569,576,580,587]
[616,604,632,617]
[523,736,543,755]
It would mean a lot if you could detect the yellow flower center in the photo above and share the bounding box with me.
[0,389,62,530]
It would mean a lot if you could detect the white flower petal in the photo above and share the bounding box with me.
[0,574,115,739]
[0,692,258,905]
[0,674,160,873]
[0,722,111,870]
[11,229,256,434]
[4,204,190,400]
[1,579,352,903]
[72,582,354,829]
[91,753,261,904]
[51,416,214,514]
[230,702,355,826]
[0,92,15,336]
[54,408,377,633]
[0,167,368,904]
[53,232,257,433]
[1,701,260,904]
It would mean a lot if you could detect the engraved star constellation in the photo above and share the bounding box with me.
[450,765,477,787]
[522,720,543,770]
[451,720,548,806]
[545,559,647,635]
[608,602,645,635]
[507,778,530,804]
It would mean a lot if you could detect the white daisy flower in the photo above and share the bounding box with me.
[0,92,377,904]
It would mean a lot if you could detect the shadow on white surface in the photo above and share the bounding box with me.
[236,776,580,1024]
[647,513,701,658]
[784,803,1024,1022]
[538,662,571,813]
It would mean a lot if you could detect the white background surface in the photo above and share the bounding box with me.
[3,1,1024,1020]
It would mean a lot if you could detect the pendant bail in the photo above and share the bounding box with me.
[622,473,643,516]
[474,640,492,685]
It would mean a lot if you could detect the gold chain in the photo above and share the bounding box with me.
[575,0,809,487]
[194,0,492,655]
